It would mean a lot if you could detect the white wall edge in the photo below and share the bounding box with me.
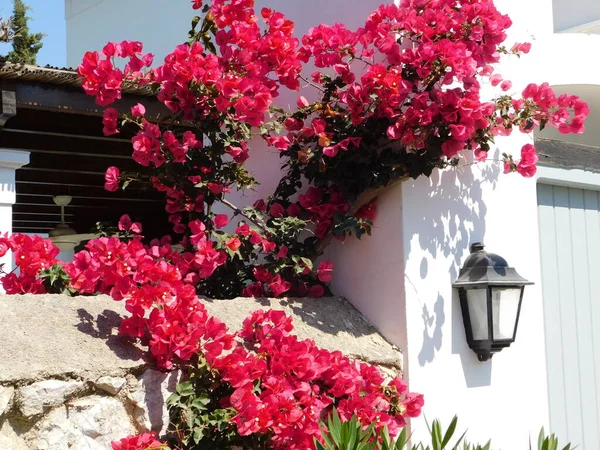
[0,149,30,170]
[537,165,600,190]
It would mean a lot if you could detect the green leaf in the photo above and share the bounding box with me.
[176,381,194,397]
[538,429,546,450]
[330,409,343,446]
[395,428,408,450]
[191,395,210,410]
[192,426,204,443]
[314,439,327,450]
[166,393,180,405]
[431,419,442,450]
[442,416,458,448]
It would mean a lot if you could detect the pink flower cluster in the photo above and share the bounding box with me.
[503,143,539,178]
[289,0,516,157]
[0,232,422,449]
[521,82,589,135]
[264,0,589,171]
[78,41,153,106]
[0,234,59,294]
[78,0,302,127]
[56,226,235,368]
[210,309,423,449]
[75,0,592,305]
[111,432,166,450]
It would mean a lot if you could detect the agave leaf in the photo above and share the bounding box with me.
[451,430,468,450]
[431,420,442,450]
[442,416,458,448]
[538,429,545,450]
[314,438,328,450]
[395,428,408,450]
[329,410,342,446]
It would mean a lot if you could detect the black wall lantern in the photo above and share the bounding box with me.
[453,243,533,361]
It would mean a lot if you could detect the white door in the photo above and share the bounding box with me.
[537,183,600,450]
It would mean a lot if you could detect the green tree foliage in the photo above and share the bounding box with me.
[7,0,43,65]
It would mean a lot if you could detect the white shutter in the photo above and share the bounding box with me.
[537,184,600,450]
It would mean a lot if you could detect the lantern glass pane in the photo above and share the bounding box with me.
[466,289,488,340]
[491,287,522,340]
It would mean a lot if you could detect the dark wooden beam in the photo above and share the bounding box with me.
[14,204,83,215]
[12,227,56,233]
[0,90,16,127]
[17,169,105,184]
[16,192,163,204]
[12,204,165,219]
[0,130,133,158]
[27,150,140,173]
[20,166,105,176]
[16,181,161,201]
[16,194,163,207]
[14,220,74,228]
[0,78,169,118]
[536,138,600,173]
[13,212,74,219]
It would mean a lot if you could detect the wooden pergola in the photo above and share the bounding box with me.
[0,62,171,239]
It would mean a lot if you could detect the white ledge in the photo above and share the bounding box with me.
[558,19,600,35]
[0,149,30,170]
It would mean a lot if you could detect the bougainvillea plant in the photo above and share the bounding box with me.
[75,0,588,300]
[0,228,424,449]
[0,0,590,448]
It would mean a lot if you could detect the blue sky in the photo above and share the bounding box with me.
[0,0,66,67]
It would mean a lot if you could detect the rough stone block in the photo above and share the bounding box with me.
[95,376,126,395]
[18,380,85,419]
[0,385,14,418]
[203,296,402,371]
[29,396,135,450]
[0,420,28,450]
[0,294,147,384]
[127,369,183,435]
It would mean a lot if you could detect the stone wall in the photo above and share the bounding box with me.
[0,294,402,449]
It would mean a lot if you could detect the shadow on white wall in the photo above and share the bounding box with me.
[404,154,502,387]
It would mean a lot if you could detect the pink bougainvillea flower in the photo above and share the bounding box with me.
[214,214,229,229]
[268,274,292,296]
[208,183,224,195]
[191,0,202,10]
[104,166,120,192]
[516,144,539,178]
[226,237,242,252]
[269,203,285,218]
[354,201,377,222]
[490,73,503,87]
[111,432,165,450]
[118,214,142,234]
[317,260,334,283]
[500,80,513,92]
[102,108,119,136]
[511,42,532,54]
[131,103,146,117]
[297,96,309,107]
[0,236,10,257]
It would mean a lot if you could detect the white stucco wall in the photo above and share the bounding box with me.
[399,146,548,448]
[65,0,600,447]
[333,0,600,446]
[65,0,384,69]
[0,150,30,277]
[552,0,600,32]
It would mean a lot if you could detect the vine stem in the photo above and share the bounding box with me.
[299,75,326,92]
[220,197,271,236]
[314,175,410,256]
